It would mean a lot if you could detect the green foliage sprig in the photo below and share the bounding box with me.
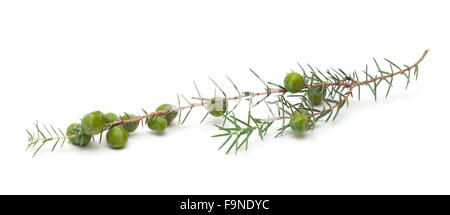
[26,49,429,157]
[26,121,74,157]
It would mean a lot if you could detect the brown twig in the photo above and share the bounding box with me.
[104,88,288,127]
[105,49,429,126]
[312,48,429,117]
[269,49,429,121]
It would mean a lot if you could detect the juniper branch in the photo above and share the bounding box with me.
[27,49,429,156]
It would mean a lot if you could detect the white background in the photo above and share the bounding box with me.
[0,0,449,194]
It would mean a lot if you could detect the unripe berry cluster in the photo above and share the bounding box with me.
[283,72,327,134]
[65,101,228,149]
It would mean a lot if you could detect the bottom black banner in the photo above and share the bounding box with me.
[1,195,449,214]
